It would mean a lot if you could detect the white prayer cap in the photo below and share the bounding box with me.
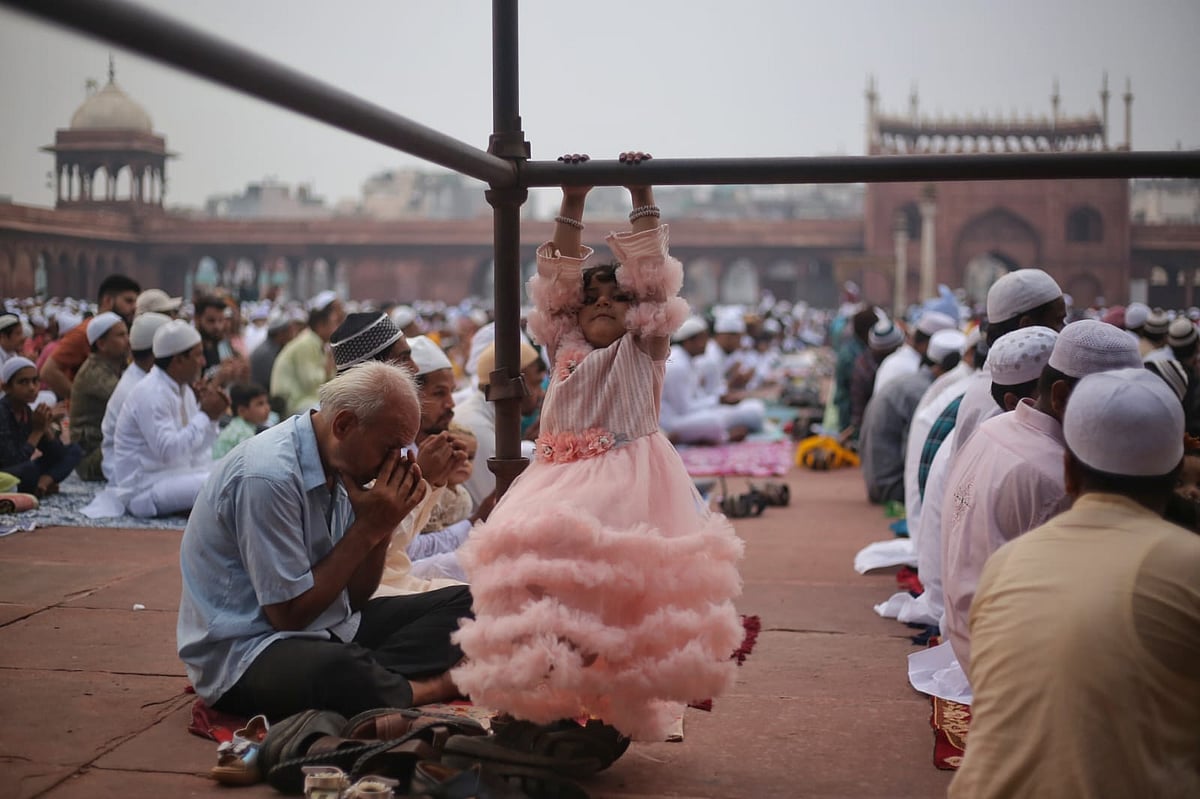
[986,268,1062,324]
[248,303,270,322]
[1,357,36,384]
[266,309,292,333]
[1064,368,1183,477]
[915,310,957,337]
[0,314,19,333]
[390,304,417,329]
[713,307,746,335]
[1144,310,1171,337]
[1168,318,1198,349]
[85,311,123,345]
[55,311,83,334]
[135,288,182,316]
[672,316,708,343]
[29,312,46,328]
[1047,319,1143,379]
[307,290,339,313]
[152,319,202,358]
[927,329,967,363]
[988,326,1058,386]
[868,317,904,350]
[408,335,452,376]
[466,321,496,376]
[129,312,172,351]
[1124,302,1150,330]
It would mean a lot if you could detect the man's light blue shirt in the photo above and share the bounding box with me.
[177,411,358,704]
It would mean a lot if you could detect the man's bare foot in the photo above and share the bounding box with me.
[409,670,462,705]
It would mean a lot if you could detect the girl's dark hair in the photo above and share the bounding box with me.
[582,262,620,292]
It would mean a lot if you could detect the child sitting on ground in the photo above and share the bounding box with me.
[212,383,270,460]
[0,358,83,497]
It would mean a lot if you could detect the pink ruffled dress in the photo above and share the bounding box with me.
[452,225,745,740]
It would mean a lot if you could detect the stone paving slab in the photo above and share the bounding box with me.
[739,579,914,637]
[0,606,182,675]
[62,565,182,612]
[0,561,136,608]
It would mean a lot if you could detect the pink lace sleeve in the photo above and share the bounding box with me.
[525,242,593,358]
[607,224,690,339]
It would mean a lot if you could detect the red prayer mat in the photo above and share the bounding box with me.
[931,694,971,770]
[896,565,924,595]
[677,440,794,477]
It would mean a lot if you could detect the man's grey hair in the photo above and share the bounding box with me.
[318,360,418,423]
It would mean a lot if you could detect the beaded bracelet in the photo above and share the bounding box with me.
[554,215,584,230]
[628,205,662,222]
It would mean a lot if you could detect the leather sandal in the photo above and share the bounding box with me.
[210,713,269,785]
[343,707,487,742]
[748,481,790,507]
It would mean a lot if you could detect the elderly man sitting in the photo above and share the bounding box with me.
[178,361,472,719]
[85,320,228,518]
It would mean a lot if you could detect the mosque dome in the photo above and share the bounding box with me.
[69,75,153,133]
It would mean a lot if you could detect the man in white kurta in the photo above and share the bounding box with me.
[941,320,1142,671]
[99,313,171,482]
[872,310,957,393]
[662,318,750,444]
[950,268,1066,458]
[86,321,226,518]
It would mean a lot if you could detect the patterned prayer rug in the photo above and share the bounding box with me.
[676,440,794,477]
[0,474,188,532]
[931,694,971,770]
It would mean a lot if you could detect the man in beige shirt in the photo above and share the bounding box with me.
[952,368,1200,799]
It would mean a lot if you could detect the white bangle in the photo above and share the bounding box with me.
[629,205,661,222]
[554,215,584,230]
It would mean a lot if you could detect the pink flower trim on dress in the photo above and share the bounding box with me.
[536,427,619,463]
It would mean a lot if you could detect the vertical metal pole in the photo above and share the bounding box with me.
[485,0,530,498]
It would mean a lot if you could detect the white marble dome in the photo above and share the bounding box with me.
[70,79,153,132]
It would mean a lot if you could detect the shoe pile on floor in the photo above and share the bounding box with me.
[211,707,630,798]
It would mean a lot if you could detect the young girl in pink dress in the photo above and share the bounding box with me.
[452,153,745,742]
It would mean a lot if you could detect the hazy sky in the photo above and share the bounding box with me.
[2,0,1197,212]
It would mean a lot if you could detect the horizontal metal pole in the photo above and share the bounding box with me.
[521,151,1200,187]
[2,0,517,187]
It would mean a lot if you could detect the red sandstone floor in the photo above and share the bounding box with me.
[0,467,952,798]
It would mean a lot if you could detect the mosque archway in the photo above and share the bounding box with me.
[720,259,760,306]
[681,258,720,309]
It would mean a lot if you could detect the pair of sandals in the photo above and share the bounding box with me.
[718,479,791,519]
[244,708,623,798]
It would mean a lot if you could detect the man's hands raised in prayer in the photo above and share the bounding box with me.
[343,448,427,547]
[416,432,469,488]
